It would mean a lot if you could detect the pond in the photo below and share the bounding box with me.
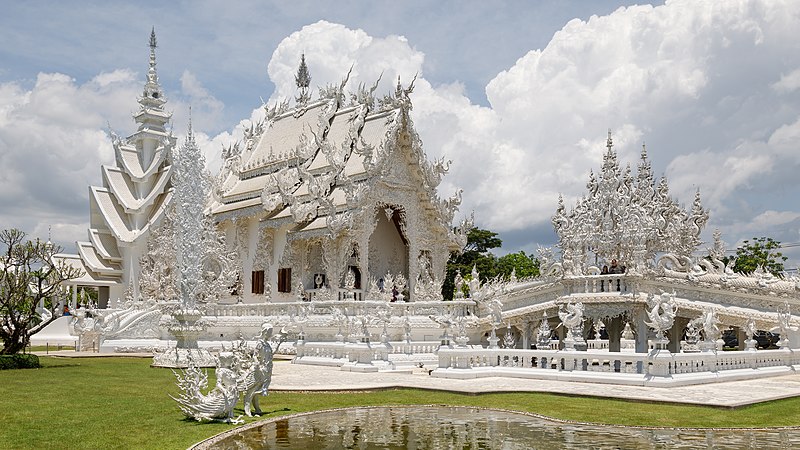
[198,406,798,449]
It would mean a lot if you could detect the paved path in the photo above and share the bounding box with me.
[270,362,800,408]
[40,351,800,407]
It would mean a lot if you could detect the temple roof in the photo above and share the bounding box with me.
[209,73,462,245]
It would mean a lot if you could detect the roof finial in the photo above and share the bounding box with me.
[187,105,195,143]
[606,129,613,151]
[141,27,164,108]
[149,27,157,50]
[295,53,311,104]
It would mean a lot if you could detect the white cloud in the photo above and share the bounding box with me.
[0,71,141,246]
[772,68,800,93]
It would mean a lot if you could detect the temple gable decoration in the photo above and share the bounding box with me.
[553,131,708,276]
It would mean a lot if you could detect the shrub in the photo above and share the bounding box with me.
[0,353,41,370]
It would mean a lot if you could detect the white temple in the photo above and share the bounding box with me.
[45,31,800,385]
[58,29,176,308]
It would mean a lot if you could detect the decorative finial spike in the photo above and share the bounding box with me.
[149,27,157,50]
[294,53,311,104]
[606,129,613,151]
[187,106,194,143]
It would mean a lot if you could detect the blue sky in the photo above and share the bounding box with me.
[1,0,799,268]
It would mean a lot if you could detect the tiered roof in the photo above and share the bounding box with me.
[77,28,176,278]
[211,73,463,247]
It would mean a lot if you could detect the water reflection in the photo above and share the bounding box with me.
[206,406,797,449]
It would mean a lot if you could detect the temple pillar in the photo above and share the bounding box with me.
[668,317,689,353]
[607,316,623,353]
[522,320,530,350]
[633,305,649,353]
[736,326,747,351]
[556,324,566,350]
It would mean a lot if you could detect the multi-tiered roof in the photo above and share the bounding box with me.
[77,29,176,287]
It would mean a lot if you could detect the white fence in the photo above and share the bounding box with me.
[433,347,800,386]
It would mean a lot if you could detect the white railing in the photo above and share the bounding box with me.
[297,340,441,359]
[563,274,633,295]
[204,300,476,318]
[437,348,648,373]
[436,347,800,378]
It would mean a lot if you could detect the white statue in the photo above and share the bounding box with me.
[558,302,585,351]
[644,291,677,343]
[236,323,286,417]
[536,312,552,349]
[171,364,242,424]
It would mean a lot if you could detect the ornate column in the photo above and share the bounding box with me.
[633,305,649,353]
[668,317,689,353]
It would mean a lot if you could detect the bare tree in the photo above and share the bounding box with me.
[0,229,83,354]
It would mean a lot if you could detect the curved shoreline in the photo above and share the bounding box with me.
[189,404,800,449]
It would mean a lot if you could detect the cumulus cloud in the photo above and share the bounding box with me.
[0,71,140,246]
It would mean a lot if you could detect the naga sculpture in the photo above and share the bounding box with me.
[558,302,585,351]
[644,291,677,343]
[171,364,242,424]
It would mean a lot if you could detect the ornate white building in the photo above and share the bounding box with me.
[209,64,467,305]
[59,29,176,308]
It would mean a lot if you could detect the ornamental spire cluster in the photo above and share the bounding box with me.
[552,131,708,275]
[295,53,311,104]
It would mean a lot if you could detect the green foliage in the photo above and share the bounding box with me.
[0,228,83,354]
[733,237,787,277]
[442,228,501,300]
[442,228,540,300]
[0,353,40,370]
[497,251,540,279]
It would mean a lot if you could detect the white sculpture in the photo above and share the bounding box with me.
[699,309,721,352]
[777,302,796,349]
[502,322,516,349]
[558,302,585,351]
[536,312,552,349]
[235,323,286,417]
[171,364,242,424]
[644,291,677,344]
[744,318,758,351]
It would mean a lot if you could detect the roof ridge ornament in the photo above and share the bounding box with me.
[141,27,165,110]
[295,53,312,105]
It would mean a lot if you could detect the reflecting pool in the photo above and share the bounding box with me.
[202,406,798,449]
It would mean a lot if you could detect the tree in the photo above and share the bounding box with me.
[497,251,540,279]
[0,229,82,354]
[442,228,501,300]
[732,236,787,277]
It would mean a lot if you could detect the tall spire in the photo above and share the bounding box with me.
[141,27,165,109]
[295,53,311,104]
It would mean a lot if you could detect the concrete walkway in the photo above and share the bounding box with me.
[269,362,800,408]
[37,351,800,407]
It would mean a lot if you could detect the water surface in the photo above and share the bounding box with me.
[207,406,797,449]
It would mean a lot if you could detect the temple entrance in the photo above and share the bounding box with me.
[368,206,409,286]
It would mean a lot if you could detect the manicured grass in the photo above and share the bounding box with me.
[1,357,800,449]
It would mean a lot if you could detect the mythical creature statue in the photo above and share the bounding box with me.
[698,309,721,351]
[644,291,677,341]
[171,364,242,424]
[558,302,584,330]
[235,323,287,417]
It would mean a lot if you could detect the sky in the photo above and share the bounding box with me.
[1,0,799,269]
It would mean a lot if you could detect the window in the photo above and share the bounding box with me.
[251,270,265,295]
[278,268,292,293]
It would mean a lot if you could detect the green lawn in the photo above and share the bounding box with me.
[1,356,800,449]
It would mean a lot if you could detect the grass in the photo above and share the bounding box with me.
[2,357,800,449]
